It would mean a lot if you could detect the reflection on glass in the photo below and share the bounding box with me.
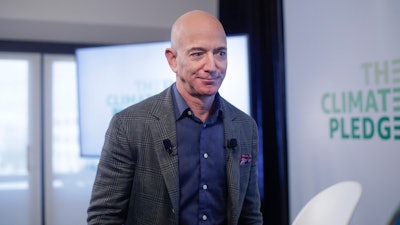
[51,61,98,176]
[0,59,28,177]
[47,57,100,225]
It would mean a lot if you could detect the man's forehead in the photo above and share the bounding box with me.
[171,10,226,48]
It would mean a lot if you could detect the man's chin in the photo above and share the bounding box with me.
[198,88,219,97]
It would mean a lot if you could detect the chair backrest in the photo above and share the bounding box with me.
[292,181,362,225]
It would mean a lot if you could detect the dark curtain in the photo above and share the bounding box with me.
[219,1,289,225]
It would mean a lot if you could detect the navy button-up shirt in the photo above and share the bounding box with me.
[172,84,227,225]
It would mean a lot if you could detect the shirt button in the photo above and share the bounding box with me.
[187,110,192,116]
[202,184,208,190]
[203,124,207,128]
[202,214,207,221]
[203,153,208,158]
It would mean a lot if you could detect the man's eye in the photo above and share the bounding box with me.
[191,52,203,57]
[216,51,227,59]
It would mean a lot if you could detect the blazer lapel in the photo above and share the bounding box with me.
[222,102,242,223]
[148,87,180,219]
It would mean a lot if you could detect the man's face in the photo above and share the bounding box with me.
[172,24,227,98]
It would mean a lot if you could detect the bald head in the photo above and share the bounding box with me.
[164,10,228,107]
[170,10,226,50]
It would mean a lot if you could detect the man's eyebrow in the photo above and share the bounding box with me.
[216,47,227,52]
[187,46,227,52]
[187,47,206,52]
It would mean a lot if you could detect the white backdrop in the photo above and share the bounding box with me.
[284,0,400,224]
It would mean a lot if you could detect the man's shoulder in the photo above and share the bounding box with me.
[220,96,253,120]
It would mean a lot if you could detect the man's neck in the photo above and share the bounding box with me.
[177,87,215,123]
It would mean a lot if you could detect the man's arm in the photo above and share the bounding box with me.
[87,114,135,225]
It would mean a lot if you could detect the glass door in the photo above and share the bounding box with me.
[43,54,98,225]
[0,53,42,225]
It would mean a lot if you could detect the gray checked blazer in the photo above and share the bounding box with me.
[87,85,263,225]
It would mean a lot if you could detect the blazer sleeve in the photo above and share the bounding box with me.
[87,113,135,225]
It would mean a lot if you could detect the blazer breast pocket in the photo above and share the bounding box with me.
[239,154,252,166]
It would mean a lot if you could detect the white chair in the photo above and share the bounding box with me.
[292,181,362,225]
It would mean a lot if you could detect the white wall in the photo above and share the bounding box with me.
[0,0,218,44]
[284,0,400,224]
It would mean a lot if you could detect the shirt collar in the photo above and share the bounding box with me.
[171,83,224,121]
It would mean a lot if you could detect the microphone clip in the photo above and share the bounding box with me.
[163,139,174,155]
[227,138,238,149]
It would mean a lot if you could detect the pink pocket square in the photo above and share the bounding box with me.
[240,154,252,165]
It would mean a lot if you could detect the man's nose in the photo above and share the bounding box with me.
[203,53,218,74]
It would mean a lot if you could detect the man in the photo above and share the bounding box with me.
[87,10,263,225]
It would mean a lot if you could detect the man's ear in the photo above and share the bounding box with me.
[165,48,178,73]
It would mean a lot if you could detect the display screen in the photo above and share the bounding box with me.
[76,35,250,157]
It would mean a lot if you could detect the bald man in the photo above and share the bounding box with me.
[87,10,263,225]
